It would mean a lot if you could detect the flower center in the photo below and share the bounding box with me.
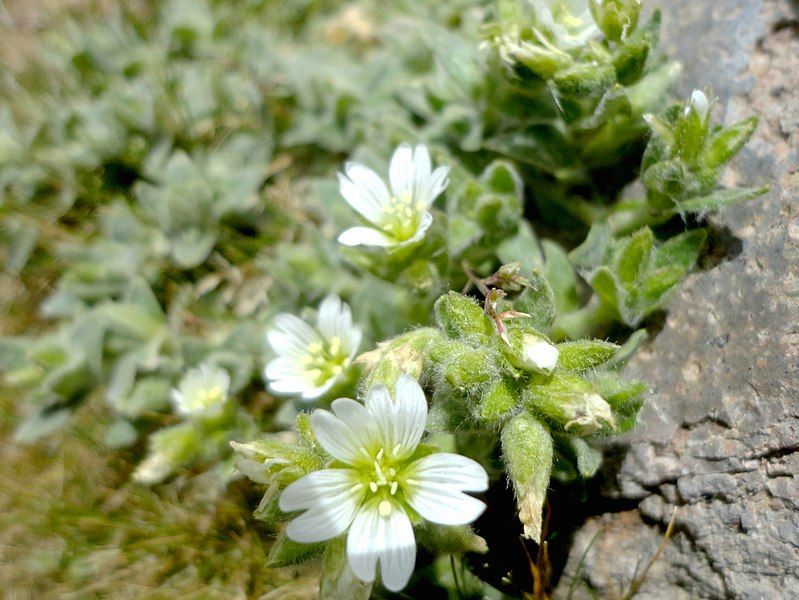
[194,385,224,409]
[300,336,350,386]
[379,191,425,241]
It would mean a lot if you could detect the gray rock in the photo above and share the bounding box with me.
[556,1,799,598]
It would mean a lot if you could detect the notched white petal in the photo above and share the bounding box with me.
[406,484,486,526]
[409,453,488,492]
[311,409,364,464]
[392,374,428,458]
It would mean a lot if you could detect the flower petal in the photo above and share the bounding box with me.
[344,162,391,211]
[281,470,361,543]
[424,165,450,206]
[264,357,306,381]
[365,384,395,450]
[406,482,486,526]
[347,502,416,592]
[389,144,413,198]
[280,468,356,512]
[401,211,433,247]
[391,374,427,459]
[347,504,381,584]
[411,145,432,202]
[408,452,488,492]
[311,408,368,464]
[268,314,321,357]
[338,226,396,247]
[300,376,337,400]
[316,295,359,349]
[379,506,416,592]
[338,173,384,224]
[330,398,379,451]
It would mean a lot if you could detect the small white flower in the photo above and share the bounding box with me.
[265,295,362,400]
[519,334,560,373]
[133,450,174,485]
[337,144,449,248]
[534,0,600,49]
[171,363,231,417]
[689,89,710,121]
[279,375,488,592]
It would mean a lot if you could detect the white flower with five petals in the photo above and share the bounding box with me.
[338,144,449,248]
[265,296,361,400]
[278,375,488,592]
[171,363,231,417]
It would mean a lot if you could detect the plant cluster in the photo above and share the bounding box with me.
[0,0,764,596]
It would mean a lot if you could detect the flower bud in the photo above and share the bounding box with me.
[504,330,559,374]
[442,346,496,390]
[501,411,553,542]
[358,328,440,390]
[525,373,616,434]
[435,291,493,339]
[689,89,709,121]
[589,0,642,42]
[231,435,308,486]
[478,379,519,420]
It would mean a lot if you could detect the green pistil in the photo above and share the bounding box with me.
[352,447,416,512]
[379,191,425,241]
[300,336,349,386]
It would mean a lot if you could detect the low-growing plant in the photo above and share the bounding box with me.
[0,0,765,597]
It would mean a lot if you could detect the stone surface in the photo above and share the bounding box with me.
[557,1,799,598]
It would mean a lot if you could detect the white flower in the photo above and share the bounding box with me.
[278,375,488,592]
[265,295,362,400]
[171,363,231,417]
[519,334,559,373]
[532,0,600,49]
[337,144,449,248]
[133,450,174,485]
[689,89,710,121]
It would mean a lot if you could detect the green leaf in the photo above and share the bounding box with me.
[553,63,616,99]
[512,269,556,333]
[590,266,621,312]
[117,376,172,418]
[1,217,38,274]
[570,436,603,478]
[706,116,758,168]
[171,229,217,268]
[616,228,654,289]
[497,221,544,271]
[543,240,581,314]
[651,229,706,270]
[15,406,72,443]
[557,340,620,371]
[267,534,324,568]
[105,418,139,448]
[675,186,769,214]
[569,220,612,270]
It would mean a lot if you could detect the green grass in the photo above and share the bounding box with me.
[0,388,319,598]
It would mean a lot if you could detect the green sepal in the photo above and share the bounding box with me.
[478,378,520,421]
[556,340,620,371]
